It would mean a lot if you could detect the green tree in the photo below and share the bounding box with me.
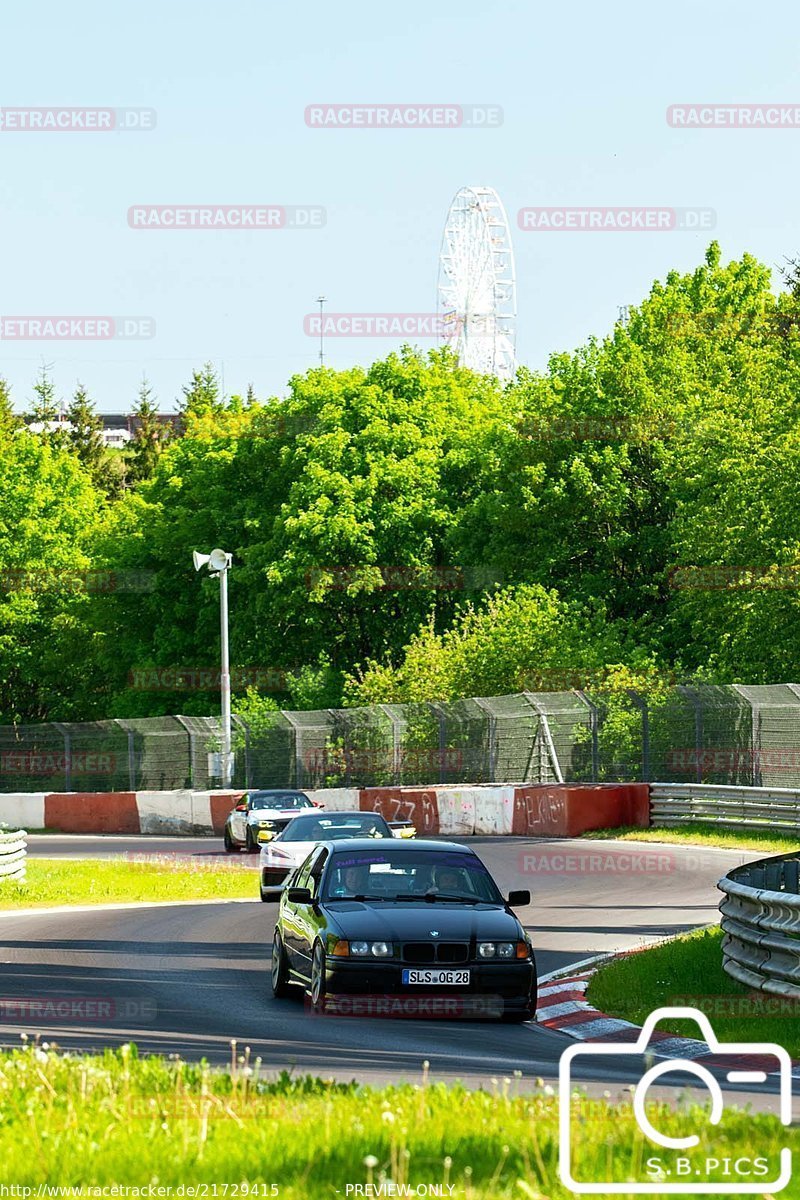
[0,430,102,722]
[29,364,68,448]
[343,585,630,704]
[66,382,105,477]
[37,243,800,720]
[129,376,165,484]
[0,377,19,435]
[177,362,223,421]
[88,349,507,715]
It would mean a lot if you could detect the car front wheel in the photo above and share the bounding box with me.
[309,943,327,1013]
[271,930,290,998]
[245,826,258,853]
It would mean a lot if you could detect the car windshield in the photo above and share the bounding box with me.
[249,792,312,811]
[279,814,391,842]
[322,849,502,903]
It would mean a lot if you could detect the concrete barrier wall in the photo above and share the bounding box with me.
[0,782,650,837]
[0,793,45,830]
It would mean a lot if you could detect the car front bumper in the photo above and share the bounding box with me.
[322,957,536,1013]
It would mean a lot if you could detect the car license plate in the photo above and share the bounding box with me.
[401,969,470,985]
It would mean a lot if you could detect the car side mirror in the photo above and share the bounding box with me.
[287,886,313,905]
[235,803,247,812]
[507,889,530,908]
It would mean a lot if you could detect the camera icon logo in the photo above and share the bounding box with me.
[559,1006,792,1194]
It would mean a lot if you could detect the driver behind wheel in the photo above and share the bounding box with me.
[434,866,467,894]
[331,864,369,896]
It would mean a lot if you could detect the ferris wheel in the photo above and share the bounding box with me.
[437,185,517,381]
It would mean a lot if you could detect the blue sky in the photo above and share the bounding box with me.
[2,0,798,412]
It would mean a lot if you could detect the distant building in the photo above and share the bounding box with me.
[23,412,179,447]
[101,427,132,448]
[26,419,69,436]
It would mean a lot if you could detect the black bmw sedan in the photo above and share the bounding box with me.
[270,838,536,1021]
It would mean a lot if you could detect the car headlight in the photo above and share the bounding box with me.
[348,941,393,957]
[478,942,516,958]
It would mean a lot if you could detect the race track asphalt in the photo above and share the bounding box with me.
[3,833,787,1109]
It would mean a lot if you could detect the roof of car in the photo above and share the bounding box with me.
[249,789,309,796]
[326,837,471,854]
[289,810,386,820]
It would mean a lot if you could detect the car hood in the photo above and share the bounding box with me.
[323,902,524,941]
[247,808,307,824]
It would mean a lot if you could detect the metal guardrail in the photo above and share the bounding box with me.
[0,829,26,883]
[651,781,800,831]
[718,853,800,998]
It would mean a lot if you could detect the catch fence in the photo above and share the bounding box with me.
[3,683,800,793]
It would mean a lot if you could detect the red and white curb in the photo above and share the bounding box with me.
[537,965,800,1080]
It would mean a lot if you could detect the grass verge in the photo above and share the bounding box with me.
[0,1043,796,1196]
[587,924,800,1055]
[0,857,258,909]
[583,821,800,854]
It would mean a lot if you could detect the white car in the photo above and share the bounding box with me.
[223,789,318,852]
[258,810,416,900]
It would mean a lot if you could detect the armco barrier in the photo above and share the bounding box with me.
[652,781,800,832]
[0,782,648,837]
[718,852,800,998]
[0,829,26,882]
